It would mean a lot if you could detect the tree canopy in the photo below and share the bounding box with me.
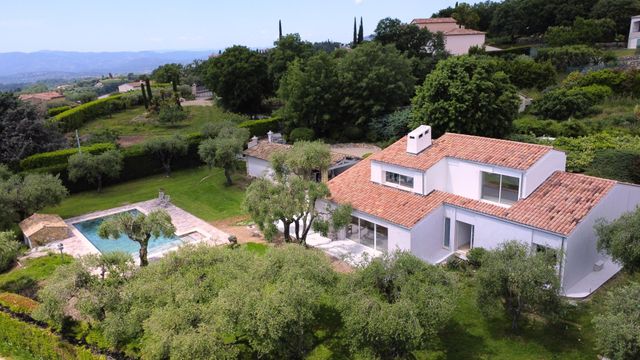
[595,207,640,271]
[267,33,315,89]
[411,55,519,138]
[142,135,188,177]
[592,282,640,360]
[476,241,563,331]
[202,46,271,113]
[68,149,123,192]
[151,63,183,85]
[198,122,249,185]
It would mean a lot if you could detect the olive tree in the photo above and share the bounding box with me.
[198,123,249,186]
[0,231,21,272]
[593,282,640,360]
[142,135,188,177]
[98,209,175,267]
[68,149,123,192]
[476,241,563,331]
[338,251,456,358]
[595,208,640,271]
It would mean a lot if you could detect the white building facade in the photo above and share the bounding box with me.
[628,15,640,49]
[324,126,640,297]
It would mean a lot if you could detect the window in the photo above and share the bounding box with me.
[385,171,414,188]
[348,216,388,252]
[481,172,520,205]
[443,218,451,249]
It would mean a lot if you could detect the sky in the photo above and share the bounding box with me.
[0,0,479,53]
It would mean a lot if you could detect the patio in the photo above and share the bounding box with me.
[25,199,229,261]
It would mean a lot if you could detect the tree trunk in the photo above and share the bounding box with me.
[139,240,149,267]
[96,175,103,193]
[163,162,171,177]
[283,220,292,242]
[294,220,301,244]
[224,167,233,186]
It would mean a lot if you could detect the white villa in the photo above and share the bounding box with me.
[321,126,640,298]
[628,15,640,49]
[411,17,486,55]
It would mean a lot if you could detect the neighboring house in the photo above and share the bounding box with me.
[321,125,640,298]
[244,133,360,182]
[191,84,213,99]
[411,17,486,55]
[628,15,640,49]
[18,91,65,103]
[19,213,70,248]
[118,82,143,93]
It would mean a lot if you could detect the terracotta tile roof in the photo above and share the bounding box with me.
[444,28,485,36]
[18,92,65,102]
[369,133,554,171]
[244,141,355,166]
[411,18,457,24]
[328,159,616,235]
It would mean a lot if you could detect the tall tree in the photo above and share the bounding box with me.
[452,2,480,29]
[198,124,249,186]
[352,17,357,47]
[0,93,66,164]
[98,209,175,267]
[145,78,153,100]
[142,136,188,177]
[67,150,123,192]
[151,63,183,84]
[267,33,315,89]
[279,19,283,40]
[591,0,640,37]
[202,46,271,113]
[595,207,640,271]
[0,165,68,225]
[412,55,519,138]
[358,17,364,43]
[140,83,149,109]
[476,241,563,331]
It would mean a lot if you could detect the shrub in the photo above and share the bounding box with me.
[536,45,612,71]
[587,149,640,184]
[289,127,315,142]
[0,292,39,314]
[533,85,612,120]
[0,312,102,360]
[47,106,71,117]
[238,117,282,137]
[369,107,412,142]
[0,231,21,272]
[20,143,115,171]
[564,69,639,95]
[467,247,488,268]
[53,94,141,131]
[157,105,188,126]
[593,282,640,360]
[85,128,120,145]
[544,17,616,47]
[504,56,557,90]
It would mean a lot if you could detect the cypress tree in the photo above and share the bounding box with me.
[279,20,283,41]
[140,83,149,109]
[145,78,153,100]
[352,17,357,48]
[358,17,364,44]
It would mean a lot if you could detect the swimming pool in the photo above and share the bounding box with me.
[73,209,183,254]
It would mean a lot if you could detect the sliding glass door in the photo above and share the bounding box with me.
[347,216,388,252]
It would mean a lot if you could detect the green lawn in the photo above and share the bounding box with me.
[0,254,73,298]
[45,166,246,221]
[611,48,637,58]
[78,104,248,138]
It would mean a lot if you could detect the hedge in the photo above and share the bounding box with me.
[20,143,116,171]
[239,117,282,137]
[47,106,72,118]
[0,312,103,360]
[23,134,203,193]
[52,93,142,131]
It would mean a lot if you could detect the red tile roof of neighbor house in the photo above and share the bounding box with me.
[18,92,65,102]
[370,133,554,171]
[444,28,486,36]
[328,137,617,235]
[411,18,457,24]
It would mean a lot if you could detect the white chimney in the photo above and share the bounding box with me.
[248,136,258,148]
[406,125,432,154]
[267,130,274,143]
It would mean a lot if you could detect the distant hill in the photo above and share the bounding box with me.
[0,50,215,84]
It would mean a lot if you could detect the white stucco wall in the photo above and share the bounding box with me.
[445,34,486,55]
[522,150,566,198]
[628,17,640,49]
[371,160,425,194]
[563,183,640,290]
[246,157,273,178]
[410,206,446,263]
[446,158,522,201]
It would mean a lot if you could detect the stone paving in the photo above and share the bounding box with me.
[24,199,229,262]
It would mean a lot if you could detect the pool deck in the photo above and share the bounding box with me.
[25,200,229,262]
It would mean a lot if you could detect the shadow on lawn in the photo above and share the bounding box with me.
[439,321,488,360]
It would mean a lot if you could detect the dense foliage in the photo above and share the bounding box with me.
[533,84,612,120]
[536,45,613,71]
[544,17,616,46]
[198,122,248,185]
[592,282,640,360]
[412,56,519,138]
[238,117,282,136]
[142,136,188,177]
[68,150,123,192]
[19,143,115,171]
[0,231,20,272]
[596,206,640,271]
[0,92,67,164]
[476,241,563,331]
[503,56,557,90]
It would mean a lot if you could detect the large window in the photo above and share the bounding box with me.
[385,171,414,188]
[481,172,520,205]
[348,216,389,252]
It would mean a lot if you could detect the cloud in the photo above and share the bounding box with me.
[355,0,364,4]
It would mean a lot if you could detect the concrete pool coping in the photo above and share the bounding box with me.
[26,200,230,262]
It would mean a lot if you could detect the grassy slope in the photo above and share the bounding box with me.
[44,166,246,221]
[0,254,73,297]
[78,105,245,137]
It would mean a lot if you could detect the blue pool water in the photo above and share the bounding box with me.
[73,209,182,254]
